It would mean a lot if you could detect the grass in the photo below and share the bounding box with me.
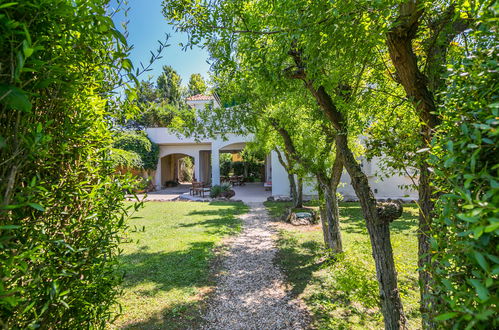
[111,201,248,329]
[265,201,421,329]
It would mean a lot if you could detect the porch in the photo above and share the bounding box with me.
[138,182,270,203]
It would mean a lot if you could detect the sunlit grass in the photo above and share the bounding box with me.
[266,201,421,329]
[111,201,248,329]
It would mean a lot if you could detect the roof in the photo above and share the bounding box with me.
[185,94,214,101]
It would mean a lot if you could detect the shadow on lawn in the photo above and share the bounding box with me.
[120,204,247,294]
[118,241,219,329]
[117,203,248,329]
[177,204,248,236]
[120,300,204,330]
[276,232,323,298]
[120,241,215,293]
[340,203,418,235]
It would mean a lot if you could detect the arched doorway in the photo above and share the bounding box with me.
[160,153,194,187]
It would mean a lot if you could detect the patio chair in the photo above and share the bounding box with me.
[199,182,211,197]
[190,181,202,196]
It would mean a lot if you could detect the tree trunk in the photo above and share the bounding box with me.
[287,47,407,328]
[317,185,332,247]
[336,134,407,330]
[295,176,303,208]
[318,176,343,254]
[386,6,443,326]
[418,160,434,327]
[316,152,344,254]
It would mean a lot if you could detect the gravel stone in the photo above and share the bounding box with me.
[202,202,310,330]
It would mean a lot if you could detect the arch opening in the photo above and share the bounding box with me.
[160,153,194,187]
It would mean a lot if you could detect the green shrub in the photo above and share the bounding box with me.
[110,148,144,169]
[429,13,498,328]
[210,183,232,198]
[0,1,138,328]
[113,131,159,170]
[220,158,232,176]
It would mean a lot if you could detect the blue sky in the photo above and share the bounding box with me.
[111,1,211,85]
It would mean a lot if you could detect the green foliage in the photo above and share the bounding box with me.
[110,148,144,169]
[113,131,159,170]
[120,79,176,129]
[157,65,183,105]
[179,156,194,182]
[429,12,499,328]
[210,183,232,198]
[220,160,264,181]
[187,73,208,96]
[0,0,138,328]
[137,102,177,128]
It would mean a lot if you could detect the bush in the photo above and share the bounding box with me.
[429,14,498,328]
[113,131,159,170]
[210,182,232,198]
[219,159,264,181]
[0,1,138,328]
[110,148,144,169]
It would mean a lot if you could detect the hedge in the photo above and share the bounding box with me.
[0,1,138,328]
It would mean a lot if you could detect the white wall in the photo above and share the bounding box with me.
[147,127,417,201]
[270,150,417,201]
[271,150,291,196]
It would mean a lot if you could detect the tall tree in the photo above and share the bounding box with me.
[157,65,183,105]
[187,73,208,96]
[386,2,470,326]
[163,1,408,327]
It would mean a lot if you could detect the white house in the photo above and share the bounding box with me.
[146,94,417,201]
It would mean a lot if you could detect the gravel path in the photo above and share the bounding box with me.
[202,202,310,330]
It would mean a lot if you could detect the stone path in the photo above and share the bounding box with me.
[202,202,310,329]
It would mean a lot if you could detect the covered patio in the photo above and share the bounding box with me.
[137,182,270,203]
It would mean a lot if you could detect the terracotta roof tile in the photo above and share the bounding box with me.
[185,94,214,101]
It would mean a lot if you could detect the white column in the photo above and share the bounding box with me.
[194,153,200,182]
[154,157,162,189]
[211,145,220,185]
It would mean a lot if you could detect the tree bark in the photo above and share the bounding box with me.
[317,168,343,254]
[386,4,466,327]
[317,185,332,247]
[386,6,436,327]
[296,176,303,208]
[336,134,407,330]
[286,47,407,328]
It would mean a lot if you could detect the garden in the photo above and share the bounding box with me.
[0,1,496,329]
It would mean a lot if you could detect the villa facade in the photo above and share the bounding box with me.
[146,95,417,201]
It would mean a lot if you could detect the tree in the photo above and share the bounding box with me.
[386,2,472,326]
[113,131,159,171]
[121,78,176,129]
[157,65,183,105]
[187,73,208,96]
[162,2,408,328]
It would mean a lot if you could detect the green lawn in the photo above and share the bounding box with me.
[112,201,248,329]
[265,201,421,329]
